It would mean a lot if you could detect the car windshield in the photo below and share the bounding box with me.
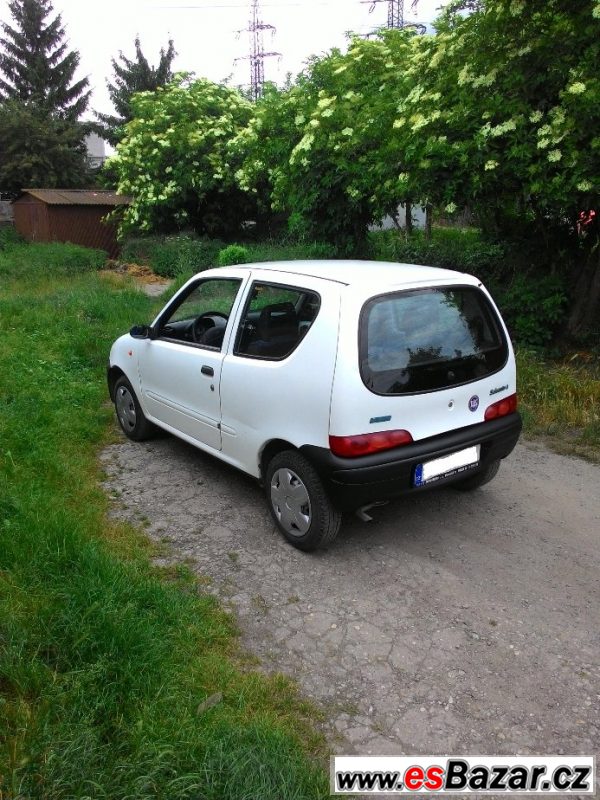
[360,286,508,395]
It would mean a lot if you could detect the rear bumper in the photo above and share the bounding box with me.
[301,413,522,511]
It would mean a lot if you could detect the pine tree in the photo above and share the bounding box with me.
[96,37,176,145]
[0,0,90,120]
[0,100,89,194]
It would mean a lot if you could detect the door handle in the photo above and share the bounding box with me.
[201,365,214,377]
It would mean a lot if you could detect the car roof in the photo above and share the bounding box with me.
[209,260,474,287]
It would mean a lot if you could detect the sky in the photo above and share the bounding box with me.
[0,0,449,117]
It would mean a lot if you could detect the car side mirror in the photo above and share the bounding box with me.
[130,324,153,339]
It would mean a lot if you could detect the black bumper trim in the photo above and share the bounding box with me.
[300,413,522,511]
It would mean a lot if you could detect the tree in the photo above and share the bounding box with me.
[96,37,177,146]
[0,101,89,193]
[234,32,421,253]
[0,0,90,192]
[0,0,90,119]
[108,77,254,236]
[394,0,600,336]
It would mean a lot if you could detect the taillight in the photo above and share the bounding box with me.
[484,393,518,421]
[329,429,413,458]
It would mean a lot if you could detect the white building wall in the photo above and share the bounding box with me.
[85,133,108,168]
[370,203,426,231]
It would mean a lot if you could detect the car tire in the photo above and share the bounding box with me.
[266,450,341,551]
[453,458,501,491]
[114,375,155,441]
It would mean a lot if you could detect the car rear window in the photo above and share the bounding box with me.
[359,286,508,395]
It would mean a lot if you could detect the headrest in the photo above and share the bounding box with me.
[257,302,298,340]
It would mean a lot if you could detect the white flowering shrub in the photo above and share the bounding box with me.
[106,76,253,235]
[234,32,423,252]
[394,0,599,238]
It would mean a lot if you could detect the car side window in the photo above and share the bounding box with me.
[158,278,242,350]
[234,282,321,360]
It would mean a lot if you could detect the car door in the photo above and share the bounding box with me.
[137,276,245,451]
[219,275,341,473]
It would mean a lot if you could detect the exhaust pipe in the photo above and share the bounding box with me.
[355,500,389,522]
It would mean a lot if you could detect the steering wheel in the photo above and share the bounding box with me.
[191,311,228,343]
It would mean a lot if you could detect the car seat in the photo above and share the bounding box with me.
[245,302,299,358]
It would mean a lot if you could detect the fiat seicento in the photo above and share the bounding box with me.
[108,261,521,551]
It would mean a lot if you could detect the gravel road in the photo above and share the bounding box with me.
[100,435,599,768]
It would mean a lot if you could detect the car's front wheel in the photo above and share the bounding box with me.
[265,450,341,551]
[114,375,155,441]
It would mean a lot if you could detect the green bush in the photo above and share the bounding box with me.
[121,236,339,277]
[121,235,224,277]
[216,240,339,266]
[370,228,506,283]
[154,236,225,276]
[500,274,568,348]
[247,240,338,262]
[217,244,250,266]
[120,235,162,264]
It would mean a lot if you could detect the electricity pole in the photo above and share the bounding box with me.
[361,0,424,34]
[236,0,280,102]
[359,1,424,233]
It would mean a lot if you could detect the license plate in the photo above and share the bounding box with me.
[414,445,480,487]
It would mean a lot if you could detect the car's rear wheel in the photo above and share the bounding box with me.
[453,458,501,491]
[266,450,341,551]
[114,375,155,441]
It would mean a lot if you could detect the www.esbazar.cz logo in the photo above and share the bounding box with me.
[331,755,595,794]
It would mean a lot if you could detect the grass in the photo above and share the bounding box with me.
[0,243,329,799]
[517,350,600,461]
[0,240,106,277]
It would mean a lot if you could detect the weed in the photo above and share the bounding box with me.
[518,349,600,460]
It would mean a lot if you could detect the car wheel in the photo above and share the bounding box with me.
[453,458,500,491]
[114,376,154,441]
[266,450,341,551]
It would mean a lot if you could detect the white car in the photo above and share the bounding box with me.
[108,260,521,551]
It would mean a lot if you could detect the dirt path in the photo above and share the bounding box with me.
[100,436,600,766]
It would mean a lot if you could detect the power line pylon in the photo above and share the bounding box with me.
[389,0,406,29]
[236,0,280,102]
[361,0,424,35]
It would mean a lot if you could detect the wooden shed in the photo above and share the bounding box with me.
[12,189,131,258]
